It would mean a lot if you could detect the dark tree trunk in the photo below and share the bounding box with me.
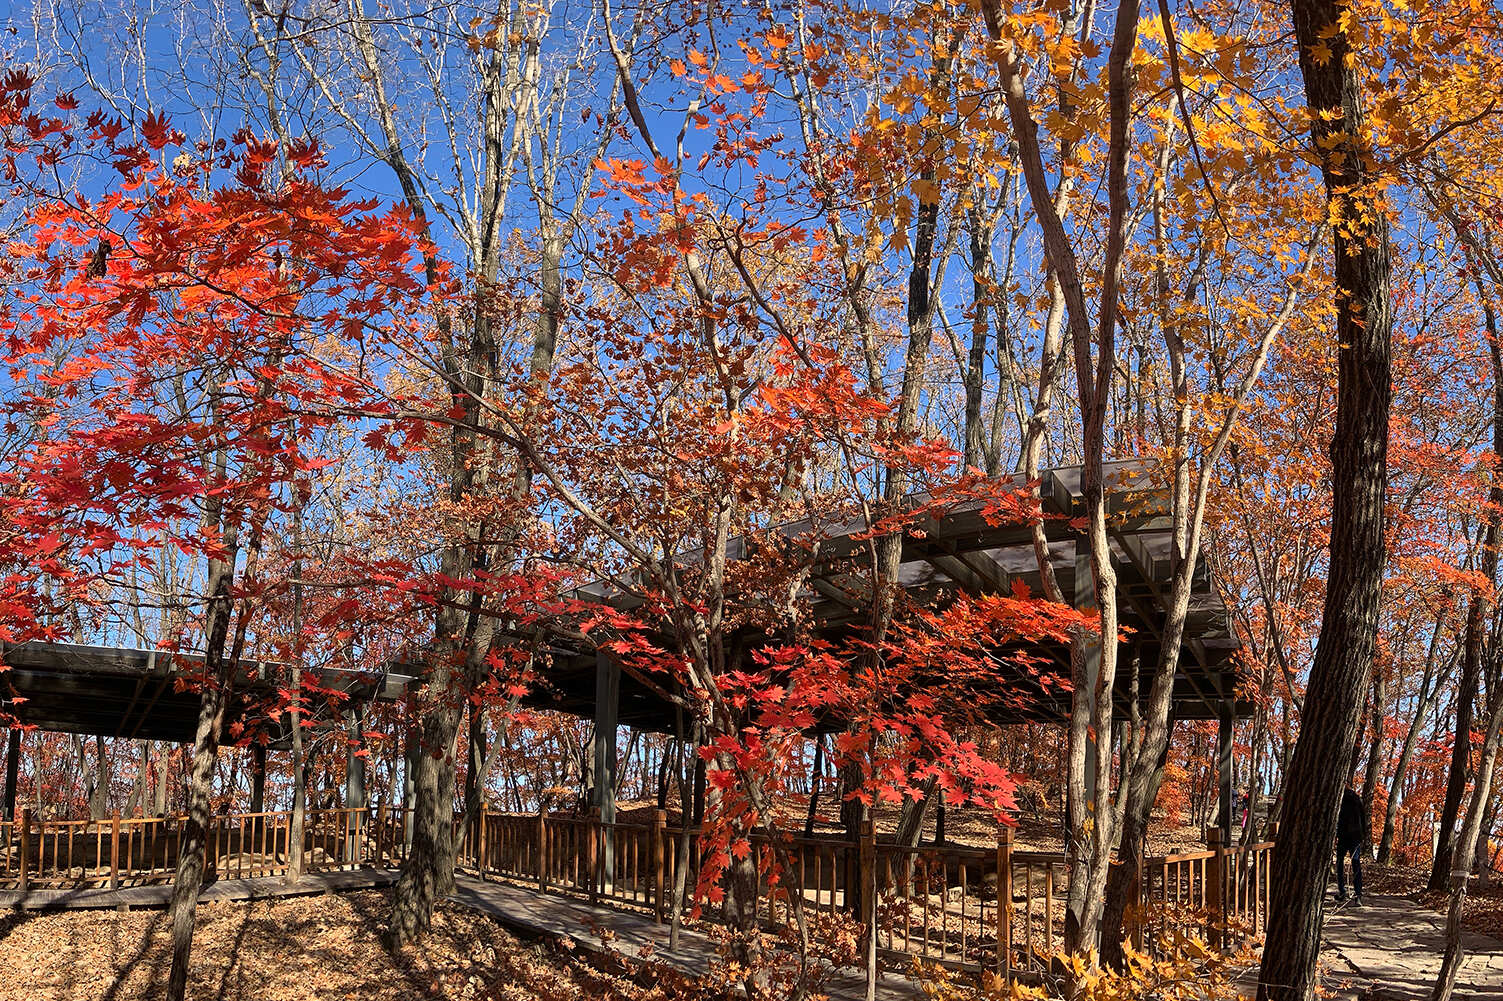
[88,735,109,820]
[3,728,20,822]
[691,743,707,826]
[1432,591,1484,891]
[1379,630,1447,863]
[463,703,487,859]
[962,196,995,470]
[165,508,241,1001]
[1101,730,1171,968]
[1430,298,1503,892]
[656,737,673,810]
[387,678,464,947]
[1361,672,1388,820]
[1257,0,1393,997]
[804,734,824,838]
[895,776,938,849]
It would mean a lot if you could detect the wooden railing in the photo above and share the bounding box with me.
[1145,828,1276,946]
[0,805,412,890]
[4,804,1274,978]
[455,811,1275,976]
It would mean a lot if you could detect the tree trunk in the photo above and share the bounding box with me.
[1475,782,1500,886]
[387,686,464,947]
[336,3,514,949]
[1431,683,1503,1001]
[804,734,824,838]
[656,737,673,810]
[1257,0,1393,995]
[895,776,938,849]
[1433,282,1503,998]
[668,716,700,952]
[1380,632,1447,862]
[88,735,109,820]
[1431,293,1503,892]
[982,0,1141,950]
[165,510,241,1001]
[3,728,20,822]
[153,746,169,818]
[1102,731,1171,967]
[287,493,307,882]
[1362,672,1388,819]
[1431,590,1485,891]
[464,703,487,856]
[962,187,999,470]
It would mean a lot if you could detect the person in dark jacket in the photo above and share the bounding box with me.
[1335,784,1369,905]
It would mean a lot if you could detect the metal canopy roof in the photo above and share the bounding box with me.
[0,641,420,745]
[522,461,1247,732]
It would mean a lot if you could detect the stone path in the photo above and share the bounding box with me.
[1314,893,1503,1001]
[1239,892,1503,1001]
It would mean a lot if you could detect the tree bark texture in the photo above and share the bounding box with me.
[1257,0,1393,995]
[165,512,239,1001]
[1378,634,1447,863]
[1430,297,1503,892]
[1431,687,1503,1001]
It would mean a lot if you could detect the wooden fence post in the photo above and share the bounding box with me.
[1206,826,1226,950]
[652,808,667,924]
[17,807,30,894]
[588,807,601,904]
[110,812,121,889]
[997,824,1013,979]
[206,816,217,882]
[478,808,489,879]
[1264,821,1278,934]
[537,803,548,893]
[859,818,877,995]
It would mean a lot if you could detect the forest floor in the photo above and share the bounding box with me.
[0,889,711,1001]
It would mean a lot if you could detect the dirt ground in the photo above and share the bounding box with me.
[0,890,705,1001]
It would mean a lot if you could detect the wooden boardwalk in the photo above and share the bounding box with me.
[1,865,923,999]
[0,867,399,911]
[449,875,924,1001]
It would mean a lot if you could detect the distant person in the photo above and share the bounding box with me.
[1335,783,1369,905]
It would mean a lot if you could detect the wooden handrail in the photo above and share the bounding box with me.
[0,804,1276,980]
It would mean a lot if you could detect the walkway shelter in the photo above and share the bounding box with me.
[0,640,419,821]
[518,460,1249,836]
[0,461,1267,985]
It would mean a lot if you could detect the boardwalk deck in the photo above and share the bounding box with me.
[2,865,925,999]
[17,865,1502,999]
[0,867,399,911]
[448,875,926,1001]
